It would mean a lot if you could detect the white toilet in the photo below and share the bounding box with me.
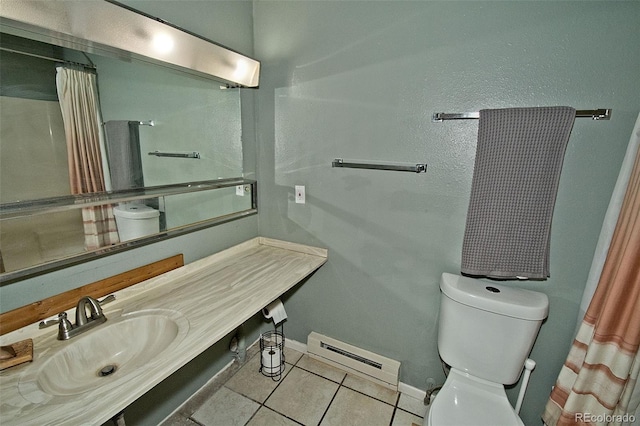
[113,203,160,242]
[426,273,549,426]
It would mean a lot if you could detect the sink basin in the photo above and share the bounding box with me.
[19,309,189,402]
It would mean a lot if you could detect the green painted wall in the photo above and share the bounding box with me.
[252,1,640,425]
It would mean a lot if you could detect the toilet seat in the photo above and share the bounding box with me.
[426,368,524,426]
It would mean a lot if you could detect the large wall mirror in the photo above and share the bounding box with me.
[0,1,260,283]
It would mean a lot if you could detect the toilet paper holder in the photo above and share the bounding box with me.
[259,329,285,381]
[262,299,288,325]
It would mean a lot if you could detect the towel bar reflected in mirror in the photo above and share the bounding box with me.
[148,151,201,159]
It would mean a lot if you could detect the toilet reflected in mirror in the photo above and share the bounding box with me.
[113,204,160,242]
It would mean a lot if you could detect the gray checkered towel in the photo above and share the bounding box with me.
[104,120,144,190]
[461,106,576,279]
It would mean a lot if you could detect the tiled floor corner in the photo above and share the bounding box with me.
[161,346,428,426]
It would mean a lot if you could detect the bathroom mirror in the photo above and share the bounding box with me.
[0,1,260,283]
[0,179,257,283]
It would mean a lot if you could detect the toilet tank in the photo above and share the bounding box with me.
[437,273,549,385]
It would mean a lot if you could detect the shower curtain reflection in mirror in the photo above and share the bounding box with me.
[55,66,119,250]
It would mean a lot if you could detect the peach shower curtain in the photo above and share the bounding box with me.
[543,136,640,425]
[56,67,119,250]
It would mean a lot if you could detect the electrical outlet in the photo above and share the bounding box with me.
[295,185,305,204]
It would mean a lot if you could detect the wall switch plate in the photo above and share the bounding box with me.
[295,185,305,204]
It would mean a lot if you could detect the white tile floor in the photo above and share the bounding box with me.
[161,346,428,426]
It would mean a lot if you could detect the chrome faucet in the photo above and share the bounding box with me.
[75,296,104,327]
[39,295,114,340]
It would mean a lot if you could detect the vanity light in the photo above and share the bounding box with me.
[0,0,260,87]
[152,33,174,55]
[233,60,249,80]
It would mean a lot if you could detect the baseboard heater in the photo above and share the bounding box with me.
[307,332,400,391]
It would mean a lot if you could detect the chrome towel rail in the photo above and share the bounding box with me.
[148,151,200,159]
[101,120,155,126]
[432,108,611,122]
[332,158,427,173]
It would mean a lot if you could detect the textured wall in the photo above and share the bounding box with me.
[252,1,640,424]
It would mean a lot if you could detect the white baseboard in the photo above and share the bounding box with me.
[285,337,307,354]
[398,381,427,401]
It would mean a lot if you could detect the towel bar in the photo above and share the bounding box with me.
[148,151,200,159]
[102,120,155,126]
[432,108,611,122]
[332,158,427,173]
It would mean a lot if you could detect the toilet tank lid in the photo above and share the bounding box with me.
[113,204,160,219]
[440,273,549,320]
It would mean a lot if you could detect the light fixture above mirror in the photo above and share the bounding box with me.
[0,0,260,87]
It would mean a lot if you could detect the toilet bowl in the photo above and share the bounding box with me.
[113,204,160,242]
[426,273,549,426]
[427,369,524,426]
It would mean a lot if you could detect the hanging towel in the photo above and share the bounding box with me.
[461,106,576,279]
[103,120,144,190]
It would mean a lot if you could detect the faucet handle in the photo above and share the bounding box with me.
[39,317,60,329]
[98,294,116,306]
[39,312,73,330]
[57,312,73,340]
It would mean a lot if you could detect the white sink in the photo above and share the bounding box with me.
[18,309,189,403]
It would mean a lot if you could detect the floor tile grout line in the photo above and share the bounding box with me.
[389,407,398,426]
[188,416,206,426]
[293,364,345,385]
[388,391,403,426]
[396,406,426,418]
[241,356,301,426]
[316,373,347,425]
[257,364,288,404]
[339,382,399,408]
[260,406,306,426]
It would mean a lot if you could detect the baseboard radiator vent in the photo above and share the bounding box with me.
[307,332,400,391]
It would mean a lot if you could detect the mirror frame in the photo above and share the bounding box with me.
[0,0,260,87]
[0,178,258,284]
